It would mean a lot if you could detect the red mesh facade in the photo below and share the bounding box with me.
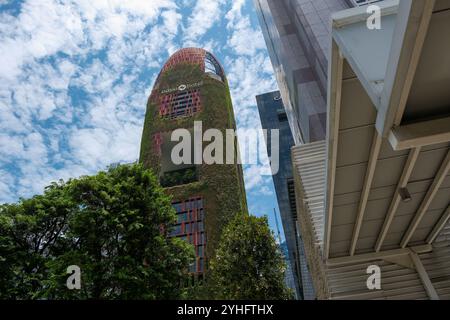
[152,48,225,120]
[159,89,202,119]
[170,197,205,274]
[162,48,206,73]
[152,132,163,156]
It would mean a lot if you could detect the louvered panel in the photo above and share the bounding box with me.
[325,231,450,300]
[327,258,428,300]
[329,269,419,287]
[292,141,327,249]
[434,220,450,244]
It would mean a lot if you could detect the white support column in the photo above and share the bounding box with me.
[376,0,435,137]
[324,42,344,259]
[426,206,450,244]
[350,131,382,256]
[375,147,421,252]
[401,150,450,248]
[389,116,450,151]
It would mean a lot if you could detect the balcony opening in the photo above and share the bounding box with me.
[160,166,198,188]
[204,52,225,82]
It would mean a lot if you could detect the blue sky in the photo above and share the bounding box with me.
[0,0,285,240]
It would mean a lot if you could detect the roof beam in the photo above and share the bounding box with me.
[349,131,382,256]
[389,116,450,151]
[376,0,435,137]
[332,0,399,29]
[409,250,440,300]
[331,1,399,108]
[327,244,432,267]
[401,150,450,248]
[375,147,421,252]
[426,205,450,244]
[324,42,344,259]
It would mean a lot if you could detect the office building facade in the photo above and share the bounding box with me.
[139,48,247,278]
[257,91,315,299]
[254,0,383,143]
[254,0,352,144]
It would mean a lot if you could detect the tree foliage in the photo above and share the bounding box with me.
[0,164,194,299]
[208,214,293,300]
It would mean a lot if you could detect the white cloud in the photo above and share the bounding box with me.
[68,126,140,170]
[259,185,273,196]
[227,16,266,56]
[0,0,180,201]
[183,0,225,46]
[221,1,278,197]
[0,134,25,162]
[243,165,273,192]
[0,0,84,80]
[225,0,265,56]
[0,0,280,205]
[162,9,182,35]
[225,0,246,25]
[0,170,15,203]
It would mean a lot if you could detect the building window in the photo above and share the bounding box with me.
[348,0,382,6]
[197,245,204,257]
[159,89,201,119]
[287,179,297,222]
[205,58,217,75]
[277,109,288,122]
[170,197,206,274]
[198,258,204,272]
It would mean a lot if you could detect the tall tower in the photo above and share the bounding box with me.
[257,91,315,299]
[139,48,247,279]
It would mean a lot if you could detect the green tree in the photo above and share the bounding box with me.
[0,164,194,299]
[208,214,293,300]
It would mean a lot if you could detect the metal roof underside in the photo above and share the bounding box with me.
[325,0,450,259]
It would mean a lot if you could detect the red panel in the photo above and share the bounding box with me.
[162,48,206,73]
[169,196,205,274]
[153,132,163,156]
[158,89,202,119]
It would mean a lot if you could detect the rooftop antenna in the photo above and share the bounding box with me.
[273,208,283,245]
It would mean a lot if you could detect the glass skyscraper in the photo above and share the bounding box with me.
[257,91,315,300]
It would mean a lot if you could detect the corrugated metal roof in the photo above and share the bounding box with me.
[327,259,428,300]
